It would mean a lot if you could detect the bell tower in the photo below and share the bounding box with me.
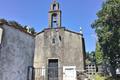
[48,0,61,28]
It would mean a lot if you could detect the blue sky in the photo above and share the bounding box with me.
[0,0,104,52]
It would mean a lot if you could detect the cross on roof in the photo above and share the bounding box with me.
[53,0,57,2]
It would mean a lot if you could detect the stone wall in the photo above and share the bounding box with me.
[34,28,85,69]
[64,30,85,69]
[34,28,65,69]
[0,24,35,80]
[34,28,86,80]
[34,32,44,68]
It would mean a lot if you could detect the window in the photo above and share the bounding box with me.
[53,4,57,10]
[52,38,55,44]
[52,13,58,28]
[59,35,61,41]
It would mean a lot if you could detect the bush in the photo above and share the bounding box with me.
[105,76,120,80]
[95,74,106,80]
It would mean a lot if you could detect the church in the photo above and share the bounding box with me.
[0,1,86,80]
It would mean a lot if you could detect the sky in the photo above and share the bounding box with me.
[0,0,104,52]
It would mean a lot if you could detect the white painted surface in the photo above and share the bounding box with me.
[0,28,3,44]
[63,66,76,80]
[42,66,45,76]
[116,68,120,74]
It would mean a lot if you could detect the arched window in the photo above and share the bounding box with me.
[59,35,61,41]
[52,13,58,28]
[53,4,57,10]
[52,38,55,44]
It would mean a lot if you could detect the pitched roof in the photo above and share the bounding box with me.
[36,27,83,36]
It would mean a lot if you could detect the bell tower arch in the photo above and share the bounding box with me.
[48,0,61,28]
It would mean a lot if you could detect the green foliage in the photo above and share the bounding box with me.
[0,18,36,35]
[105,76,120,80]
[24,25,27,30]
[85,51,96,64]
[94,74,120,80]
[8,21,23,28]
[95,74,120,80]
[0,19,8,24]
[29,27,35,34]
[95,42,103,65]
[92,0,120,76]
[95,74,106,80]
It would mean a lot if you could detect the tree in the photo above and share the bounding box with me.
[29,27,35,34]
[95,42,103,65]
[90,51,96,64]
[85,52,91,64]
[8,21,23,28]
[85,51,96,64]
[92,0,120,77]
[95,73,106,80]
[0,19,8,24]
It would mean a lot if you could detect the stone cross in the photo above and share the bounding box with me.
[53,0,56,2]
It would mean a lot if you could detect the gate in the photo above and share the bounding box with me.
[27,67,62,80]
[27,66,85,80]
[48,59,58,80]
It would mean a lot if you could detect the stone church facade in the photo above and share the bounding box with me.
[0,1,86,80]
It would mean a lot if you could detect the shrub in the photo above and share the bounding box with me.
[95,74,106,80]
